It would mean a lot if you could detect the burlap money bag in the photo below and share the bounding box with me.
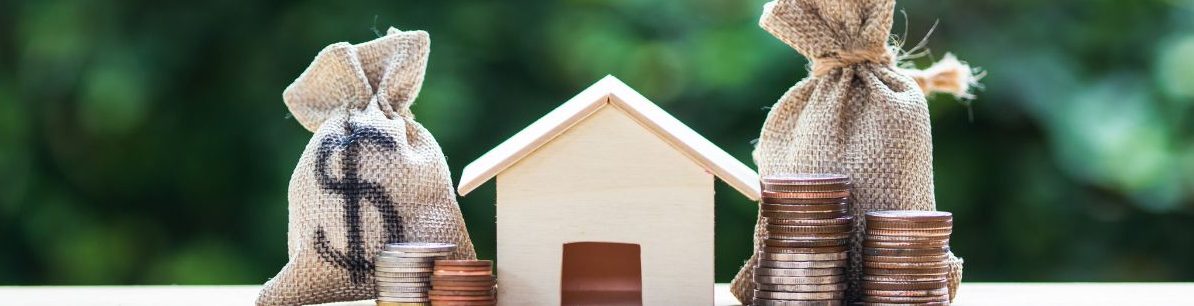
[257,27,476,306]
[731,0,969,303]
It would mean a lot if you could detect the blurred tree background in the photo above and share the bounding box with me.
[2,0,1193,285]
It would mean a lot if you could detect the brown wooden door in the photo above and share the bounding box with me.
[560,242,643,306]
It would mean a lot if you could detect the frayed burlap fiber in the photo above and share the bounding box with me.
[731,0,964,303]
[258,27,476,306]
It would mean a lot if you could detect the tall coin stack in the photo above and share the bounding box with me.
[861,211,953,306]
[376,242,457,306]
[754,173,853,306]
[430,260,496,305]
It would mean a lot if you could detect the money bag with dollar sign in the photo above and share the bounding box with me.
[258,27,476,306]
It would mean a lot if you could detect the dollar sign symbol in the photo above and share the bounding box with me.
[312,123,404,284]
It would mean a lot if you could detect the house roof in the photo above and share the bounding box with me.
[457,75,761,201]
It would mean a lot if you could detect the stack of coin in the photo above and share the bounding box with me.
[861,210,953,306]
[753,173,853,306]
[375,242,457,306]
[429,260,496,306]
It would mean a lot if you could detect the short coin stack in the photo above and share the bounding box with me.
[375,242,457,306]
[753,173,853,306]
[429,260,496,305]
[862,211,953,306]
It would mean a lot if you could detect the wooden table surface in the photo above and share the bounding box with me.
[1,283,1191,305]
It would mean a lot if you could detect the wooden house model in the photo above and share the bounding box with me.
[457,76,761,305]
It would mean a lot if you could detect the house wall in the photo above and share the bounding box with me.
[495,105,715,305]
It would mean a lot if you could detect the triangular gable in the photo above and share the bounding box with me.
[457,75,761,201]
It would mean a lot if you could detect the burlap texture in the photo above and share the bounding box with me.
[258,28,476,306]
[731,0,963,303]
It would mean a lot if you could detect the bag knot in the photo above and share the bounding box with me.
[811,48,895,76]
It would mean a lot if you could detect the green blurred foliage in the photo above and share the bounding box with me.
[2,0,1193,285]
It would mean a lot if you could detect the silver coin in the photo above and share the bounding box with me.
[376,271,433,278]
[754,275,845,285]
[375,276,431,283]
[375,285,427,293]
[754,299,842,306]
[376,255,439,263]
[384,242,456,253]
[754,289,843,300]
[379,251,452,258]
[377,291,428,298]
[758,259,847,269]
[756,283,846,292]
[761,251,848,261]
[375,267,434,274]
[376,296,430,303]
[375,261,434,267]
[755,267,844,277]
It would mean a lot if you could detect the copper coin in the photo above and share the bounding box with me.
[865,234,950,242]
[763,210,848,219]
[761,173,850,185]
[861,302,948,306]
[755,267,844,277]
[866,228,952,237]
[761,203,847,212]
[766,224,852,234]
[425,301,496,306]
[759,259,847,269]
[763,196,850,205]
[754,290,844,300]
[864,288,949,297]
[432,275,495,282]
[434,260,491,267]
[863,247,949,257]
[754,298,842,306]
[761,251,848,261]
[434,267,492,273]
[864,261,949,269]
[431,280,496,287]
[862,254,949,263]
[865,210,952,222]
[865,220,953,230]
[861,279,948,290]
[863,240,949,248]
[862,274,947,282]
[767,216,854,226]
[755,283,847,292]
[762,181,851,193]
[762,245,848,254]
[864,267,951,275]
[428,295,494,301]
[433,270,492,276]
[764,239,849,248]
[428,289,494,296]
[763,190,851,199]
[861,294,949,303]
